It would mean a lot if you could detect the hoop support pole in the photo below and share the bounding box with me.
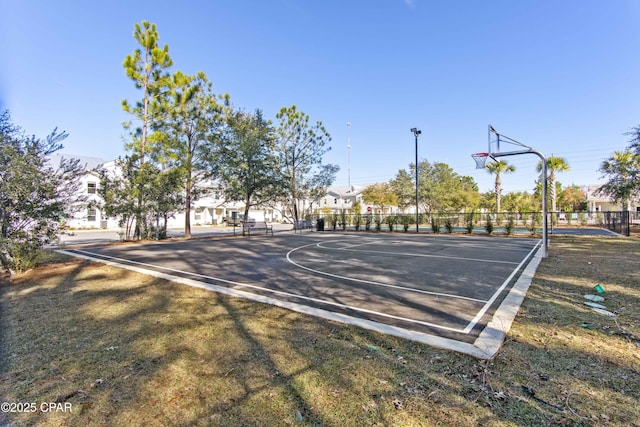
[494,149,548,258]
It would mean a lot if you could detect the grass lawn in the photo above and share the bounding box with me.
[1,236,638,426]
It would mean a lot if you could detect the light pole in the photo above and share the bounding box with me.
[346,122,351,191]
[411,128,421,233]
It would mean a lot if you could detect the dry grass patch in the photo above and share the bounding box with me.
[1,236,639,426]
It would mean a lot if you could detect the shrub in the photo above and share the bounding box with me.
[402,215,411,232]
[431,215,440,233]
[579,212,588,226]
[374,215,382,232]
[485,215,494,235]
[354,213,362,231]
[527,213,541,235]
[330,214,338,230]
[0,111,85,274]
[464,211,476,234]
[386,215,396,231]
[505,216,515,235]
[444,217,454,233]
[340,211,347,230]
[365,214,372,231]
[0,240,59,274]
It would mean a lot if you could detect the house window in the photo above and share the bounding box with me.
[195,207,204,220]
[87,182,97,194]
[87,208,97,222]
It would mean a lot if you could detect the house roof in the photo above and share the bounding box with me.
[49,153,107,170]
[326,185,365,197]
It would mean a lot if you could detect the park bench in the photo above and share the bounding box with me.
[242,221,274,237]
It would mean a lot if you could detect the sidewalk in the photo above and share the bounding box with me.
[57,223,298,246]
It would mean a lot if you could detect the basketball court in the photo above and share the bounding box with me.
[59,232,543,359]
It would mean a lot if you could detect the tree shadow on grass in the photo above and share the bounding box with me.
[2,235,638,425]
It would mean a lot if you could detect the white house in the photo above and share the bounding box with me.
[585,184,640,213]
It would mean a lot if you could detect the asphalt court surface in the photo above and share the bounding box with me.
[62,233,541,345]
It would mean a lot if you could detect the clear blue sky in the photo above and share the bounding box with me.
[2,0,639,193]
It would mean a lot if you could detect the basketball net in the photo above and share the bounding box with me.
[472,152,490,169]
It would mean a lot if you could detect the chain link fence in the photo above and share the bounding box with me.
[302,211,635,236]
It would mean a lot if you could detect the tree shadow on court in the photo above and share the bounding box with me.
[169,236,483,341]
[1,235,637,425]
[0,258,502,425]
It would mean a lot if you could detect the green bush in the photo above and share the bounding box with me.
[330,214,338,230]
[431,215,441,233]
[505,216,515,235]
[402,215,411,232]
[527,213,541,235]
[579,212,588,226]
[354,213,362,231]
[464,211,476,234]
[365,214,372,231]
[444,217,454,233]
[386,215,396,231]
[0,240,61,274]
[374,215,382,232]
[485,215,494,235]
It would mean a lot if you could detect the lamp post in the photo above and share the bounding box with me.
[411,128,421,233]
[346,122,351,191]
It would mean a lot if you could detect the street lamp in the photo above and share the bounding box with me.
[411,128,421,233]
[346,122,351,191]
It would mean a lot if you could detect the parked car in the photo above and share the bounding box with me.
[222,214,255,226]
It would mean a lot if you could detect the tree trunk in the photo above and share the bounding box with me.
[495,174,502,213]
[185,190,192,239]
[184,167,193,238]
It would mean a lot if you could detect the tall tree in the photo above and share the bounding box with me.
[121,21,173,239]
[421,161,478,213]
[155,71,225,238]
[390,169,414,212]
[391,160,479,214]
[596,150,639,210]
[274,105,338,222]
[217,108,281,220]
[500,191,538,213]
[362,182,398,213]
[122,20,173,164]
[0,111,84,273]
[557,184,587,212]
[536,155,570,212]
[596,126,640,210]
[485,160,515,212]
[97,156,184,240]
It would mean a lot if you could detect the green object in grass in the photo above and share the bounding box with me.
[594,283,605,294]
[367,344,380,351]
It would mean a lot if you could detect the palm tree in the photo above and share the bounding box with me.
[485,160,516,212]
[536,155,570,213]
[597,150,639,211]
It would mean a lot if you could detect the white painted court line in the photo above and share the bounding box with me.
[57,238,544,360]
[286,241,488,304]
[315,240,522,265]
[462,240,542,333]
[471,244,544,358]
[59,248,469,333]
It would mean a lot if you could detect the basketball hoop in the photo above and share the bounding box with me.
[471,152,490,169]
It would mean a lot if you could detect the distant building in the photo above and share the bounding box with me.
[585,185,640,213]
